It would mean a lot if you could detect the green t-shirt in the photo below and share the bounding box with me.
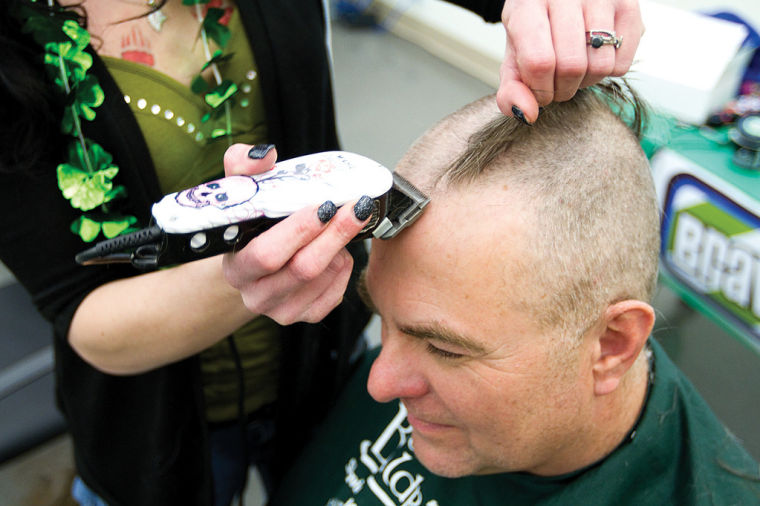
[272,339,760,505]
[102,8,268,195]
[103,7,279,422]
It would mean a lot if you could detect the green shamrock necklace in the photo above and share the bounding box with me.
[11,0,239,242]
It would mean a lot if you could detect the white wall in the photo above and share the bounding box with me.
[659,0,760,29]
[373,0,760,124]
[374,0,760,89]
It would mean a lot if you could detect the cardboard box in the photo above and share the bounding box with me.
[629,0,753,124]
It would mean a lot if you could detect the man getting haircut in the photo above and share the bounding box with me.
[271,82,760,505]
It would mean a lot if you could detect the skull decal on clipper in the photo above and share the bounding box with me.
[175,176,259,209]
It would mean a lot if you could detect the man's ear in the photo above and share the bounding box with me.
[592,300,655,396]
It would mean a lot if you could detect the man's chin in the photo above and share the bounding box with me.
[411,437,474,478]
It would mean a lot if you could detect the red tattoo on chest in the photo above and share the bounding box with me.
[121,26,155,66]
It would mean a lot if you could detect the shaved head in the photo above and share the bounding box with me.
[395,82,659,338]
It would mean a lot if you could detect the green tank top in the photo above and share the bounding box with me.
[104,7,281,422]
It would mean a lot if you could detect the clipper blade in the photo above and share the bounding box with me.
[372,172,430,239]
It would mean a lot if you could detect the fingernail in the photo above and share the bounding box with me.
[353,195,373,221]
[248,144,275,159]
[511,105,531,125]
[317,200,337,223]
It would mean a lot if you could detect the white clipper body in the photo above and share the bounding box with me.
[153,151,394,234]
[75,151,429,269]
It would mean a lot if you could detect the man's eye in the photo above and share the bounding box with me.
[426,342,463,360]
[207,183,220,189]
[215,193,229,202]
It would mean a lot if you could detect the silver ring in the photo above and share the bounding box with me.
[586,30,622,49]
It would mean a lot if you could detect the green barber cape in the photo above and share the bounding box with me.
[271,339,760,505]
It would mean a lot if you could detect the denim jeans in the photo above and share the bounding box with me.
[209,407,277,506]
[71,477,108,506]
[71,407,276,506]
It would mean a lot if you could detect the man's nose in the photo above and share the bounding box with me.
[367,335,428,403]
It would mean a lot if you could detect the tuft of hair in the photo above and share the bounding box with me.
[408,80,660,338]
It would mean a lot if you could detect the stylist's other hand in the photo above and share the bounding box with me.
[221,144,370,325]
[497,0,643,122]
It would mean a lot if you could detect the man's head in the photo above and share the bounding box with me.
[362,82,659,478]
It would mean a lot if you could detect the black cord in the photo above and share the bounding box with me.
[226,335,249,506]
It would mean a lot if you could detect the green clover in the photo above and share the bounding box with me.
[57,141,120,211]
[12,2,137,243]
[191,75,210,95]
[204,80,238,109]
[201,50,234,72]
[102,215,138,239]
[210,128,229,139]
[69,194,136,242]
[71,74,105,117]
[70,215,103,243]
[61,19,90,50]
[201,101,236,123]
[202,8,231,48]
[61,74,105,134]
[71,214,138,243]
[17,4,71,45]
[58,164,118,211]
[44,41,92,84]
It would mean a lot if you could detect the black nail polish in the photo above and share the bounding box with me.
[353,195,373,221]
[511,105,531,125]
[248,144,275,159]
[317,200,337,223]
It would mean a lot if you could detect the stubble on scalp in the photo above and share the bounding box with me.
[396,82,660,342]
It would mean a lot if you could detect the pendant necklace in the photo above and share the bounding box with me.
[146,0,167,32]
[117,0,167,32]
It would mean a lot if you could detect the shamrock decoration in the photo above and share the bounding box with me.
[184,2,240,136]
[43,40,92,84]
[12,1,137,243]
[201,8,232,48]
[13,0,245,242]
[71,214,138,242]
[57,140,121,212]
[17,3,71,45]
[61,74,105,134]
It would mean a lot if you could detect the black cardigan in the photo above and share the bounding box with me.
[0,1,503,504]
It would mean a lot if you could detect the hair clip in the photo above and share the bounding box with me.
[75,151,430,270]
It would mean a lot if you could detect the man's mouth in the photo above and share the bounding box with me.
[405,411,455,434]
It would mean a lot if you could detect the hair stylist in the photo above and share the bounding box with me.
[0,1,643,504]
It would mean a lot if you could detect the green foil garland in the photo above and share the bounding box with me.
[12,0,239,242]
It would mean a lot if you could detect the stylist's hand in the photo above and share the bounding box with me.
[497,0,643,122]
[220,144,371,325]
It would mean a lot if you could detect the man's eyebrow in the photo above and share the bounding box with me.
[398,322,489,355]
[358,268,488,355]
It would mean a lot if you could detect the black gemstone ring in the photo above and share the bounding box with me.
[586,30,622,49]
